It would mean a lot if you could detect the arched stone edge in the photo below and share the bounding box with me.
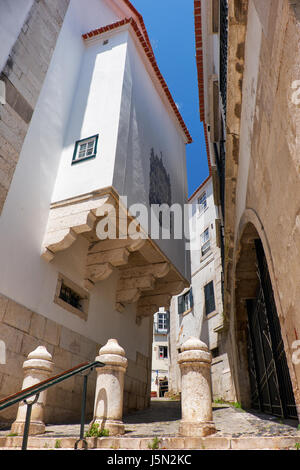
[232,207,300,414]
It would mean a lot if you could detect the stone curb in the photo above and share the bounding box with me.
[0,435,299,450]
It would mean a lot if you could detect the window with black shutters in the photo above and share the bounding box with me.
[159,346,168,359]
[178,288,194,315]
[204,281,216,315]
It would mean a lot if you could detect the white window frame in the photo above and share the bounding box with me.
[157,312,168,332]
[198,191,207,213]
[201,227,211,256]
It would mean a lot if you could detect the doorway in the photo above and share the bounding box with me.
[246,240,297,419]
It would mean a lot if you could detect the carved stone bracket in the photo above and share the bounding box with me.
[41,194,112,261]
[41,189,189,318]
[114,262,171,313]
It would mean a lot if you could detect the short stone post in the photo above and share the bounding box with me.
[11,346,54,435]
[92,338,128,435]
[178,337,216,437]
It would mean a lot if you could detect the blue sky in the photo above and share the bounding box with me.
[130,0,209,198]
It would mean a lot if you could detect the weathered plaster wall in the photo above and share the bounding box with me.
[234,0,262,231]
[111,31,189,280]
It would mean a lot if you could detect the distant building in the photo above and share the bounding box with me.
[151,308,169,397]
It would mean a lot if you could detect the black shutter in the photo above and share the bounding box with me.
[189,288,194,309]
[178,295,184,315]
[204,281,215,315]
[166,311,170,332]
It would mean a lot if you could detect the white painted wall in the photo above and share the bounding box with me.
[189,178,217,274]
[0,0,152,361]
[0,0,33,73]
[113,32,189,279]
[52,29,128,202]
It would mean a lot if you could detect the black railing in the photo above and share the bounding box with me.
[0,360,105,450]
[220,0,228,116]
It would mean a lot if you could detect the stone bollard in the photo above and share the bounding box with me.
[92,338,128,435]
[11,346,54,435]
[178,337,216,437]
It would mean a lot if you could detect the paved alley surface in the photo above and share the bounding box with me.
[1,398,298,439]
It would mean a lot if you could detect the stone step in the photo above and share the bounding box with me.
[1,435,299,450]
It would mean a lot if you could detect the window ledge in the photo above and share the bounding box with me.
[182,308,193,317]
[205,310,219,320]
[54,296,88,321]
[197,206,209,217]
[71,154,96,165]
[201,250,212,261]
[54,273,89,321]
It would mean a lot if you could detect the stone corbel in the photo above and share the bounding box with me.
[84,238,148,288]
[153,280,185,296]
[114,262,170,312]
[41,195,112,261]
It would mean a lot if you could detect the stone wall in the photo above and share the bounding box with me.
[0,293,151,424]
[211,354,235,402]
[226,0,300,412]
[0,0,70,214]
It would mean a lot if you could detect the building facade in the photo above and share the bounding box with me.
[0,0,191,424]
[168,176,234,401]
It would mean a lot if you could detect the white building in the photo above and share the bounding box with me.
[151,308,169,397]
[0,0,191,424]
[169,175,234,401]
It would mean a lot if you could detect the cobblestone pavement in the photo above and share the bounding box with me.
[0,398,299,438]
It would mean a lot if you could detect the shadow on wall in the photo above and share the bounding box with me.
[92,386,108,427]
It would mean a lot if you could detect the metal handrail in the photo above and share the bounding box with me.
[0,360,105,450]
